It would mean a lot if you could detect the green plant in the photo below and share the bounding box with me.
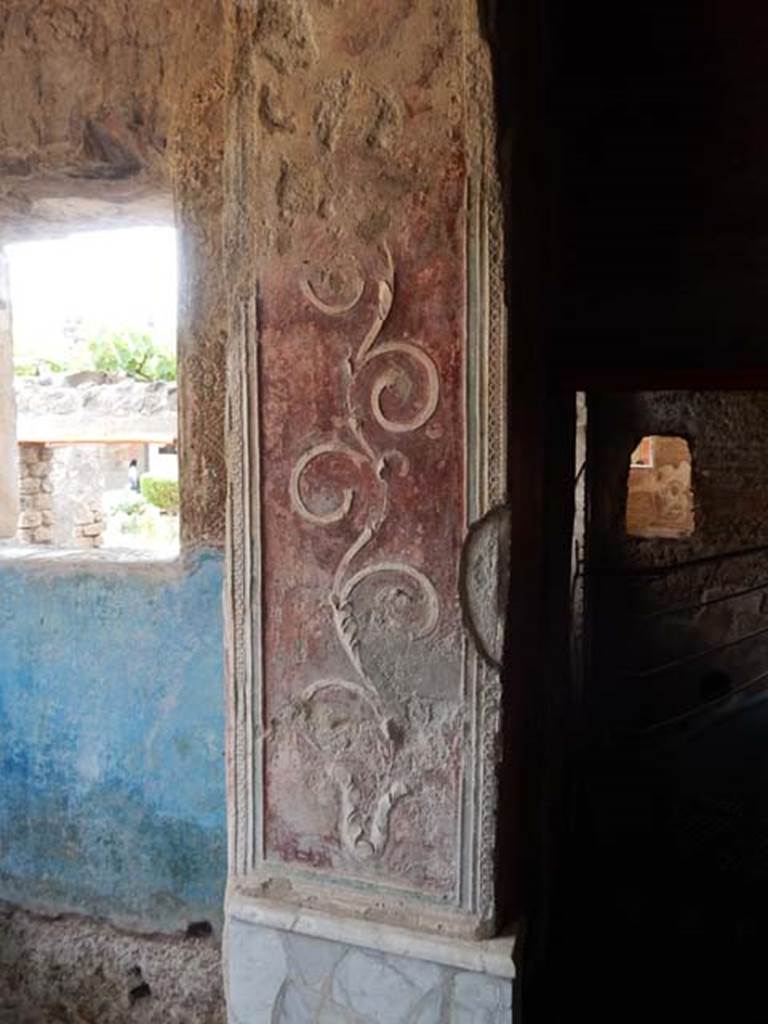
[86,329,176,382]
[109,495,147,516]
[140,475,180,513]
[13,357,67,377]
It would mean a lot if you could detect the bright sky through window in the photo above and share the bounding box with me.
[4,226,177,364]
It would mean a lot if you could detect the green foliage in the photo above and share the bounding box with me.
[108,495,147,517]
[86,329,176,382]
[140,475,180,513]
[13,357,66,377]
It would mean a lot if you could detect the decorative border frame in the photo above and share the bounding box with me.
[225,5,507,933]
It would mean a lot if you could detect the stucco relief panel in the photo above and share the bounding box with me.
[259,221,466,897]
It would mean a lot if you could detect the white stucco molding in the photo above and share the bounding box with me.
[228,891,516,980]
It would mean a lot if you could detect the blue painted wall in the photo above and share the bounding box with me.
[0,550,226,932]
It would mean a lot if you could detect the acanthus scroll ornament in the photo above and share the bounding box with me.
[286,242,442,865]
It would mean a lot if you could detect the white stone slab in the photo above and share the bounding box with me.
[228,894,516,979]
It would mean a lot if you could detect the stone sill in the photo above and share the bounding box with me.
[227,893,517,980]
[0,542,184,576]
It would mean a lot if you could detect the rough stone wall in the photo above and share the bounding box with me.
[0,0,176,236]
[51,443,143,549]
[16,443,54,544]
[15,375,177,445]
[170,2,233,551]
[15,442,151,549]
[0,903,225,1024]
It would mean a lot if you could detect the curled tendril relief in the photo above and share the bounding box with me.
[289,443,367,526]
[283,241,442,864]
[341,562,439,641]
[300,253,366,316]
[365,340,440,434]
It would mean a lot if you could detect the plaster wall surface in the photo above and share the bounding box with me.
[0,551,226,933]
[0,3,514,1021]
[221,0,514,1015]
[0,903,225,1023]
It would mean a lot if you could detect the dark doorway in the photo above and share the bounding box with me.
[483,0,768,1017]
[535,390,768,1022]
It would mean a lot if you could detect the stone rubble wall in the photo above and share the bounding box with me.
[72,503,105,550]
[15,377,161,548]
[0,902,225,1024]
[15,374,177,445]
[52,441,147,549]
[16,443,54,545]
[15,442,148,549]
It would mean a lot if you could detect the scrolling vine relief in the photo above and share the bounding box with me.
[268,242,460,876]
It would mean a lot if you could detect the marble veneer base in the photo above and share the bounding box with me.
[225,899,515,1023]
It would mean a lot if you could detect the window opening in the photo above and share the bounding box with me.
[626,435,694,539]
[4,226,178,556]
[629,435,654,468]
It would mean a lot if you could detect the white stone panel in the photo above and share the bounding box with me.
[225,917,288,1024]
[225,916,513,1023]
[331,950,423,1024]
